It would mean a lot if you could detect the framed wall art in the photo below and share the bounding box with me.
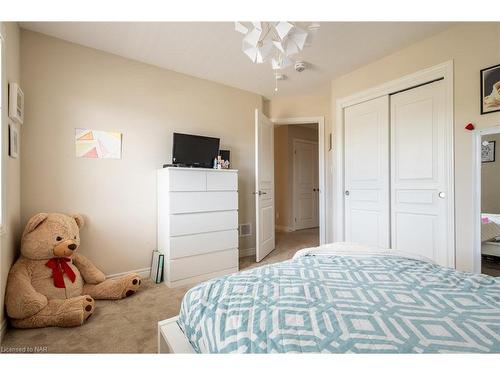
[481,64,500,115]
[8,123,19,159]
[481,140,496,163]
[8,82,24,124]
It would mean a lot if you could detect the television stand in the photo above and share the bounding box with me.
[162,163,190,168]
[157,167,239,287]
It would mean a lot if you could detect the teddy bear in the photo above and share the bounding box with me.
[5,212,142,328]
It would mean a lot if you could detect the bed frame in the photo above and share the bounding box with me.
[158,316,196,353]
[482,241,500,257]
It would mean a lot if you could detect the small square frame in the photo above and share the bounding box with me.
[481,140,495,163]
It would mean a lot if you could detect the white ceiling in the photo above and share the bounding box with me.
[20,22,455,98]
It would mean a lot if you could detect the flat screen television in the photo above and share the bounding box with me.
[172,132,220,168]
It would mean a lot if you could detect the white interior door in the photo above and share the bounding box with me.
[344,96,390,248]
[293,140,319,230]
[255,109,275,262]
[390,79,453,267]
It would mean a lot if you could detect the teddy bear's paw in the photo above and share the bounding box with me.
[81,295,95,321]
[53,295,95,327]
[122,274,141,298]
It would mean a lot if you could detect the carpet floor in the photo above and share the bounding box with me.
[0,228,319,353]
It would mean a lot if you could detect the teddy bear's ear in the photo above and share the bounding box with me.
[24,213,49,234]
[72,214,85,229]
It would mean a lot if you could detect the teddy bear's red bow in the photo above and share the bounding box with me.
[45,258,76,288]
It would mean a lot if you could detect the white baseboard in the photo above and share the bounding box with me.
[276,225,293,232]
[0,318,7,344]
[239,247,256,257]
[106,267,151,280]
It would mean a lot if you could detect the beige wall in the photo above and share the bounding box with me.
[275,125,318,229]
[267,92,332,239]
[481,133,500,213]
[330,22,500,272]
[1,23,21,331]
[20,30,262,276]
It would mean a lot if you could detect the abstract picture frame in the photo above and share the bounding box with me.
[480,64,500,115]
[75,128,123,159]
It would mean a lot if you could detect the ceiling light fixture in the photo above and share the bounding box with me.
[235,21,319,92]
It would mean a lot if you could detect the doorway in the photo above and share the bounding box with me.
[474,127,500,276]
[254,111,325,263]
[275,125,319,237]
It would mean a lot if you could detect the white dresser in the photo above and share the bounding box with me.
[157,167,239,287]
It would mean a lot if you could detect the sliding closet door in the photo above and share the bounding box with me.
[390,80,452,266]
[344,96,390,248]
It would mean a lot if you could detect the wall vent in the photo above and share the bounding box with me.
[239,223,252,237]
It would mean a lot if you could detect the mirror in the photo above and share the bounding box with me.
[480,133,500,276]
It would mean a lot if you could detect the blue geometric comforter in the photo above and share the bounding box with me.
[177,245,500,353]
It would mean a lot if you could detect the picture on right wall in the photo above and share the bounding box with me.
[481,63,500,114]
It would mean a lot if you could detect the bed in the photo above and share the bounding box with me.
[158,243,500,353]
[481,213,500,257]
[482,213,500,226]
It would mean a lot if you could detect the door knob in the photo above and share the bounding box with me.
[345,190,350,196]
[253,191,267,195]
[438,191,446,199]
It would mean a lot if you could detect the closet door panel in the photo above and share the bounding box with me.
[344,96,390,248]
[393,98,436,181]
[393,212,437,260]
[390,80,451,266]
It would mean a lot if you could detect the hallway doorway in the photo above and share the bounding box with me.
[274,123,320,247]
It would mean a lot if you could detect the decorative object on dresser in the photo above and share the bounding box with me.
[218,149,230,169]
[157,167,239,287]
[8,82,24,124]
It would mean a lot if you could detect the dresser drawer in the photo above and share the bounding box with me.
[170,211,238,236]
[168,249,238,281]
[170,229,238,259]
[169,191,238,214]
[206,171,237,191]
[168,169,206,191]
